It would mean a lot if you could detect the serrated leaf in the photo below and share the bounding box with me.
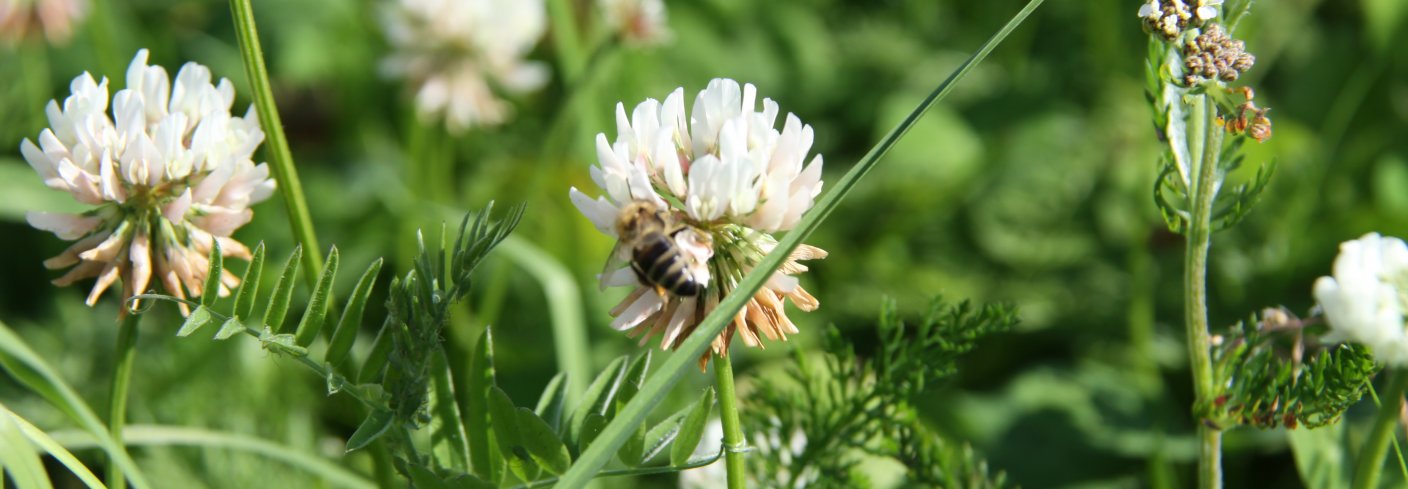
[466,328,502,483]
[641,409,689,464]
[326,258,383,368]
[294,247,339,347]
[263,246,303,333]
[578,412,607,452]
[201,240,223,307]
[516,407,571,476]
[671,387,715,466]
[233,242,266,320]
[214,317,247,340]
[534,372,568,432]
[568,356,627,446]
[176,306,214,337]
[346,409,394,452]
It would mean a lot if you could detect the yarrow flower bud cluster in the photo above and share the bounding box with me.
[1314,233,1408,366]
[380,0,548,133]
[0,0,87,45]
[1182,24,1255,86]
[570,78,826,365]
[22,49,274,313]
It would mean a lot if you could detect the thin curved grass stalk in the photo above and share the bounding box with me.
[497,236,591,402]
[47,425,377,489]
[0,403,106,489]
[552,0,1047,485]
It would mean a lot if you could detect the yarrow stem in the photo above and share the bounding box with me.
[105,312,141,489]
[712,352,747,489]
[1185,91,1223,489]
[227,0,323,284]
[1355,369,1408,489]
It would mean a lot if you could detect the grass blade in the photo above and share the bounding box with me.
[0,321,151,489]
[1,404,105,488]
[552,0,1047,485]
[0,405,52,489]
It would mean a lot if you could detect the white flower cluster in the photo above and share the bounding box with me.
[381,0,548,133]
[23,49,274,310]
[570,78,826,360]
[1137,0,1222,38]
[1314,233,1408,365]
[600,0,670,46]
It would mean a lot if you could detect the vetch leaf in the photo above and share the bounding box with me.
[201,240,223,307]
[357,326,393,383]
[641,408,689,464]
[578,412,607,452]
[326,258,384,367]
[466,328,502,482]
[568,356,627,446]
[615,353,652,465]
[294,246,340,347]
[176,306,215,337]
[346,409,394,452]
[516,407,571,475]
[214,317,248,341]
[263,246,303,333]
[489,386,537,482]
[671,387,715,467]
[234,242,266,320]
[534,372,568,432]
[406,463,452,489]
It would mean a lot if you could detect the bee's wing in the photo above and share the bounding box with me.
[599,240,636,290]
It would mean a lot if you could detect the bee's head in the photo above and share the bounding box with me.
[615,200,667,240]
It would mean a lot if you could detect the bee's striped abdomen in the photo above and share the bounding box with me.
[631,232,700,296]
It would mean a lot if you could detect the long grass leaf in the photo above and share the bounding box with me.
[552,1,1046,485]
[1,404,105,488]
[0,406,51,489]
[0,321,151,489]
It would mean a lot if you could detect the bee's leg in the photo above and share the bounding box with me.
[653,285,668,297]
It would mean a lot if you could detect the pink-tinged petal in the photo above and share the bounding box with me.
[52,260,104,286]
[26,211,101,239]
[192,208,253,236]
[164,188,193,223]
[216,237,253,260]
[55,158,105,205]
[43,231,112,269]
[78,229,128,263]
[660,298,697,349]
[98,152,127,203]
[20,139,60,184]
[84,262,121,306]
[129,230,153,298]
[611,290,664,331]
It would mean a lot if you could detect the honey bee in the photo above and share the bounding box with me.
[606,200,707,297]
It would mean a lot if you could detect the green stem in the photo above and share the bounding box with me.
[228,0,323,284]
[1185,93,1223,489]
[547,0,586,83]
[86,0,123,80]
[713,353,747,489]
[1356,369,1408,489]
[105,313,141,489]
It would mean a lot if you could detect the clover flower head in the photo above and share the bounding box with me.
[1138,0,1193,39]
[380,0,549,133]
[570,78,826,365]
[22,49,274,313]
[601,0,670,46]
[1314,233,1408,366]
[0,0,87,45]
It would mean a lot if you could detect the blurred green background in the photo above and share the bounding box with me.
[2,0,1406,487]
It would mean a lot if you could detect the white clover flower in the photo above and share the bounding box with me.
[0,0,87,45]
[1313,233,1408,365]
[381,0,548,133]
[1138,0,1194,39]
[601,0,670,46]
[1195,0,1223,21]
[570,78,826,364]
[22,49,274,313]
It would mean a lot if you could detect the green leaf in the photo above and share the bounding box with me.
[406,463,452,489]
[641,408,689,464]
[430,349,471,471]
[578,412,607,452]
[294,246,339,347]
[615,353,652,465]
[233,242,266,320]
[201,240,224,307]
[346,409,394,452]
[357,326,393,383]
[568,356,627,446]
[1,404,104,488]
[0,406,51,489]
[551,1,1048,484]
[262,246,303,333]
[0,321,152,489]
[444,473,495,489]
[516,407,571,476]
[534,372,568,432]
[326,258,384,367]
[671,387,715,467]
[214,317,248,341]
[258,332,307,357]
[466,328,502,483]
[489,386,536,482]
[176,305,215,337]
